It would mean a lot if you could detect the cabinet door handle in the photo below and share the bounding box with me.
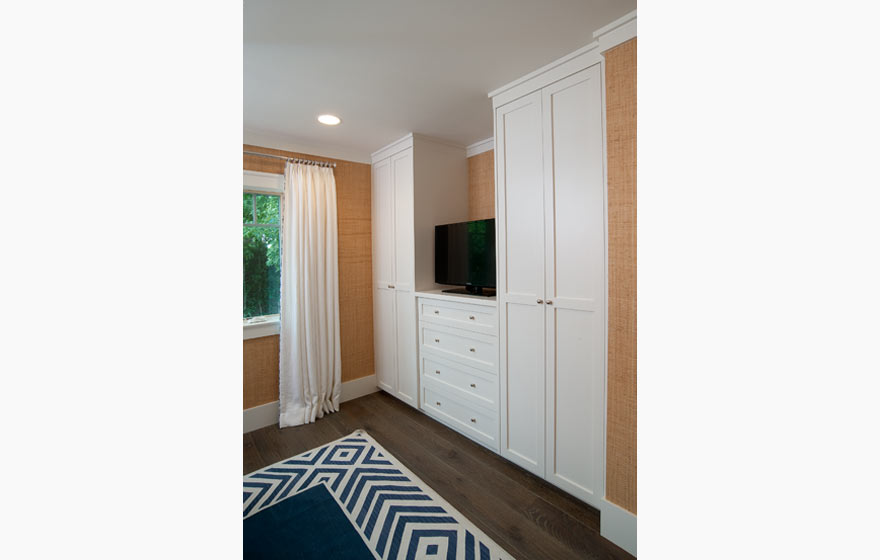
[546,300,553,305]
[470,418,476,423]
[468,315,475,320]
[436,401,442,406]
[469,347,476,352]
[434,370,440,374]
[434,338,440,343]
[469,383,476,388]
[537,299,543,304]
[434,310,439,314]
[388,284,395,289]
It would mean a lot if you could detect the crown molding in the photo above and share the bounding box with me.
[594,10,636,52]
[466,138,494,157]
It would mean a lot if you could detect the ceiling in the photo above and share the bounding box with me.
[244,0,636,162]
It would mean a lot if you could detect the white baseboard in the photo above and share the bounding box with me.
[341,374,379,402]
[600,499,637,557]
[243,400,280,434]
[243,374,378,433]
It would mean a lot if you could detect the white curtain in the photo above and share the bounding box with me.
[279,162,342,428]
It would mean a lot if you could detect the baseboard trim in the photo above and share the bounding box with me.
[600,499,637,557]
[341,374,379,402]
[243,374,379,433]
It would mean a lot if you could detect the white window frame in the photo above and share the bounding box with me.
[243,170,284,339]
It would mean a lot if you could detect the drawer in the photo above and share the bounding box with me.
[419,299,497,335]
[421,323,496,372]
[422,356,496,409]
[422,385,497,446]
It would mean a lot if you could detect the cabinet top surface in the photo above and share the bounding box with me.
[415,289,497,307]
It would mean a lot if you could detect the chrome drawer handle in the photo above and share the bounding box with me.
[470,418,476,423]
[469,315,475,320]
[434,338,440,343]
[469,348,476,352]
[470,383,476,388]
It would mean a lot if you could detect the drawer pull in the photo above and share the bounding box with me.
[388,284,394,289]
[470,383,476,388]
[434,338,440,343]
[434,370,440,374]
[470,418,476,423]
[434,310,439,314]
[435,401,442,406]
[469,315,475,320]
[469,347,476,352]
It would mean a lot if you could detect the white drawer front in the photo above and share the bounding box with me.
[422,356,496,408]
[421,324,496,372]
[419,299,497,335]
[422,386,497,445]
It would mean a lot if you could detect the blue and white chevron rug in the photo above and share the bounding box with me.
[243,430,513,560]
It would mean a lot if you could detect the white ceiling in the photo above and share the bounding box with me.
[244,0,636,162]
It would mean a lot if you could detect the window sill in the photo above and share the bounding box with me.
[243,315,280,340]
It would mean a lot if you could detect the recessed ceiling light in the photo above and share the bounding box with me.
[317,114,341,126]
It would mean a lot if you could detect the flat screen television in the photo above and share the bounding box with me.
[435,218,496,296]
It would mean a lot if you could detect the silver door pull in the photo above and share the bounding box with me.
[434,310,439,314]
[469,348,476,352]
[537,299,543,304]
[434,338,440,343]
[469,315,475,320]
[436,401,441,406]
[434,370,440,374]
[470,418,476,423]
[388,284,394,289]
[546,300,553,305]
[470,383,476,388]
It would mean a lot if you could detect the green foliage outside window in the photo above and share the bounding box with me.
[244,193,281,318]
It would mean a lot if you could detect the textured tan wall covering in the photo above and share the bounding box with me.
[604,38,637,515]
[467,150,495,220]
[243,335,280,409]
[243,145,374,410]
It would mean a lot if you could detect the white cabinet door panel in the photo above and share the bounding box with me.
[395,290,418,406]
[542,64,606,502]
[373,287,396,394]
[371,158,394,287]
[392,149,414,292]
[502,302,544,474]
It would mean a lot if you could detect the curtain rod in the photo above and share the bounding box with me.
[243,150,337,168]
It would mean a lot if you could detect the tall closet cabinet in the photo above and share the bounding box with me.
[371,134,468,409]
[492,61,607,507]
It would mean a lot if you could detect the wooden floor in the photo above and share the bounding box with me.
[244,391,634,560]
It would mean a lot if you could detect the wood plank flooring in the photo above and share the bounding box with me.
[244,391,635,560]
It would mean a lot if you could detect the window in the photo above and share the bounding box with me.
[243,192,281,320]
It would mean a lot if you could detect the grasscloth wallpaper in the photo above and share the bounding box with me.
[467,150,495,220]
[243,145,374,410]
[604,38,637,515]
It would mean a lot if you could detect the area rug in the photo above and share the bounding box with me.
[244,429,514,559]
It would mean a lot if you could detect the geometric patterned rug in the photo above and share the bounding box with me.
[244,430,514,559]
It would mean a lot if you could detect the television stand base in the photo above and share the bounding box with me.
[441,287,496,297]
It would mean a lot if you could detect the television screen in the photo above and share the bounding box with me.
[435,219,496,291]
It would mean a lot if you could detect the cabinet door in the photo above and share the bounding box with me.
[495,90,546,476]
[394,290,418,406]
[542,64,606,504]
[391,149,414,292]
[373,286,397,393]
[372,157,397,393]
[372,158,394,288]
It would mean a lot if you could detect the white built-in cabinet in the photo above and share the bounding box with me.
[494,62,607,508]
[371,134,468,409]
